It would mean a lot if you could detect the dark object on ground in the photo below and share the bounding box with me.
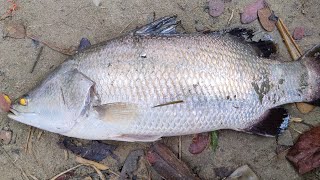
[208,0,224,17]
[55,171,75,180]
[188,133,210,154]
[60,138,118,162]
[214,167,233,179]
[120,149,144,179]
[146,143,197,180]
[293,27,305,40]
[241,0,266,24]
[286,126,320,174]
[78,38,92,51]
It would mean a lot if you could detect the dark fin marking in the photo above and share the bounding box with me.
[227,28,278,58]
[94,102,139,123]
[244,107,290,137]
[78,38,91,51]
[134,16,178,35]
[153,100,184,108]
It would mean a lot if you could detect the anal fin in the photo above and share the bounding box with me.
[111,134,162,142]
[244,107,290,137]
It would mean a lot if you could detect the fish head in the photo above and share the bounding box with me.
[8,64,98,134]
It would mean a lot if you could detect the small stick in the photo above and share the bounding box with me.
[64,150,69,160]
[37,130,43,140]
[30,46,44,73]
[227,9,234,26]
[24,127,32,153]
[28,127,35,154]
[75,156,108,170]
[28,174,39,180]
[50,164,83,180]
[90,165,106,180]
[178,136,182,159]
[278,19,302,56]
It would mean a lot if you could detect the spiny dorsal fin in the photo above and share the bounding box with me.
[134,16,178,35]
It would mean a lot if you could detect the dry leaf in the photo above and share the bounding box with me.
[0,93,11,112]
[286,126,320,174]
[293,27,305,40]
[4,21,26,38]
[188,133,210,154]
[208,0,225,17]
[75,156,109,170]
[146,143,197,180]
[258,8,276,32]
[296,102,315,114]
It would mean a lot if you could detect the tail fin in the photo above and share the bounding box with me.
[301,44,320,105]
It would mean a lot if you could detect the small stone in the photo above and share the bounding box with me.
[227,165,259,180]
[293,27,305,40]
[92,0,101,7]
[0,130,12,144]
[241,0,266,24]
[277,130,294,146]
[208,0,225,17]
[3,21,26,39]
[195,21,205,32]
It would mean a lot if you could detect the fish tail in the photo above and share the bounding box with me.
[301,44,320,105]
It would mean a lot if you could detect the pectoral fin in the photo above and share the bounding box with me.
[94,102,139,123]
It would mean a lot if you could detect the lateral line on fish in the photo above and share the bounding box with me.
[153,100,184,108]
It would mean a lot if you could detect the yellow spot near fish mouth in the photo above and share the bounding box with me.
[19,98,27,106]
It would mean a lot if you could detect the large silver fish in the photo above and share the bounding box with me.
[8,16,320,141]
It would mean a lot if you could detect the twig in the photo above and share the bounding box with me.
[227,9,234,26]
[64,150,68,160]
[27,174,39,180]
[289,126,303,134]
[24,127,32,153]
[75,156,108,170]
[27,127,34,154]
[50,164,83,180]
[120,20,136,34]
[36,130,43,140]
[26,34,76,56]
[30,46,44,73]
[90,165,106,180]
[278,19,302,56]
[178,136,182,159]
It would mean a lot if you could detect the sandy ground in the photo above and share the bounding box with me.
[0,0,319,179]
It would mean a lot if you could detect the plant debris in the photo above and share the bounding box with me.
[3,21,26,39]
[208,0,225,17]
[227,165,259,180]
[258,7,276,32]
[241,0,266,24]
[0,130,12,144]
[146,143,196,180]
[120,149,144,179]
[55,171,75,180]
[188,133,210,154]
[0,93,11,112]
[211,131,219,153]
[60,138,118,162]
[75,156,109,170]
[78,38,91,51]
[286,126,320,174]
[293,27,305,40]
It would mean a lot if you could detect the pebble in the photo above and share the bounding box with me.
[293,27,305,40]
[0,130,12,144]
[241,0,266,24]
[208,0,225,17]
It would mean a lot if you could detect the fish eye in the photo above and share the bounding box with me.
[19,95,29,106]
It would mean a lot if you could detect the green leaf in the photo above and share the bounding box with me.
[211,131,219,153]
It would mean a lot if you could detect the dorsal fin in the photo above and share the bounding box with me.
[134,16,178,35]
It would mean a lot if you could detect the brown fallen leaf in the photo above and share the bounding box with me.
[0,93,11,112]
[286,126,320,174]
[293,27,305,40]
[146,143,197,180]
[3,21,26,39]
[258,7,276,32]
[120,149,144,179]
[296,103,315,114]
[188,133,210,154]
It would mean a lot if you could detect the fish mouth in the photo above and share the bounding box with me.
[7,107,38,125]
